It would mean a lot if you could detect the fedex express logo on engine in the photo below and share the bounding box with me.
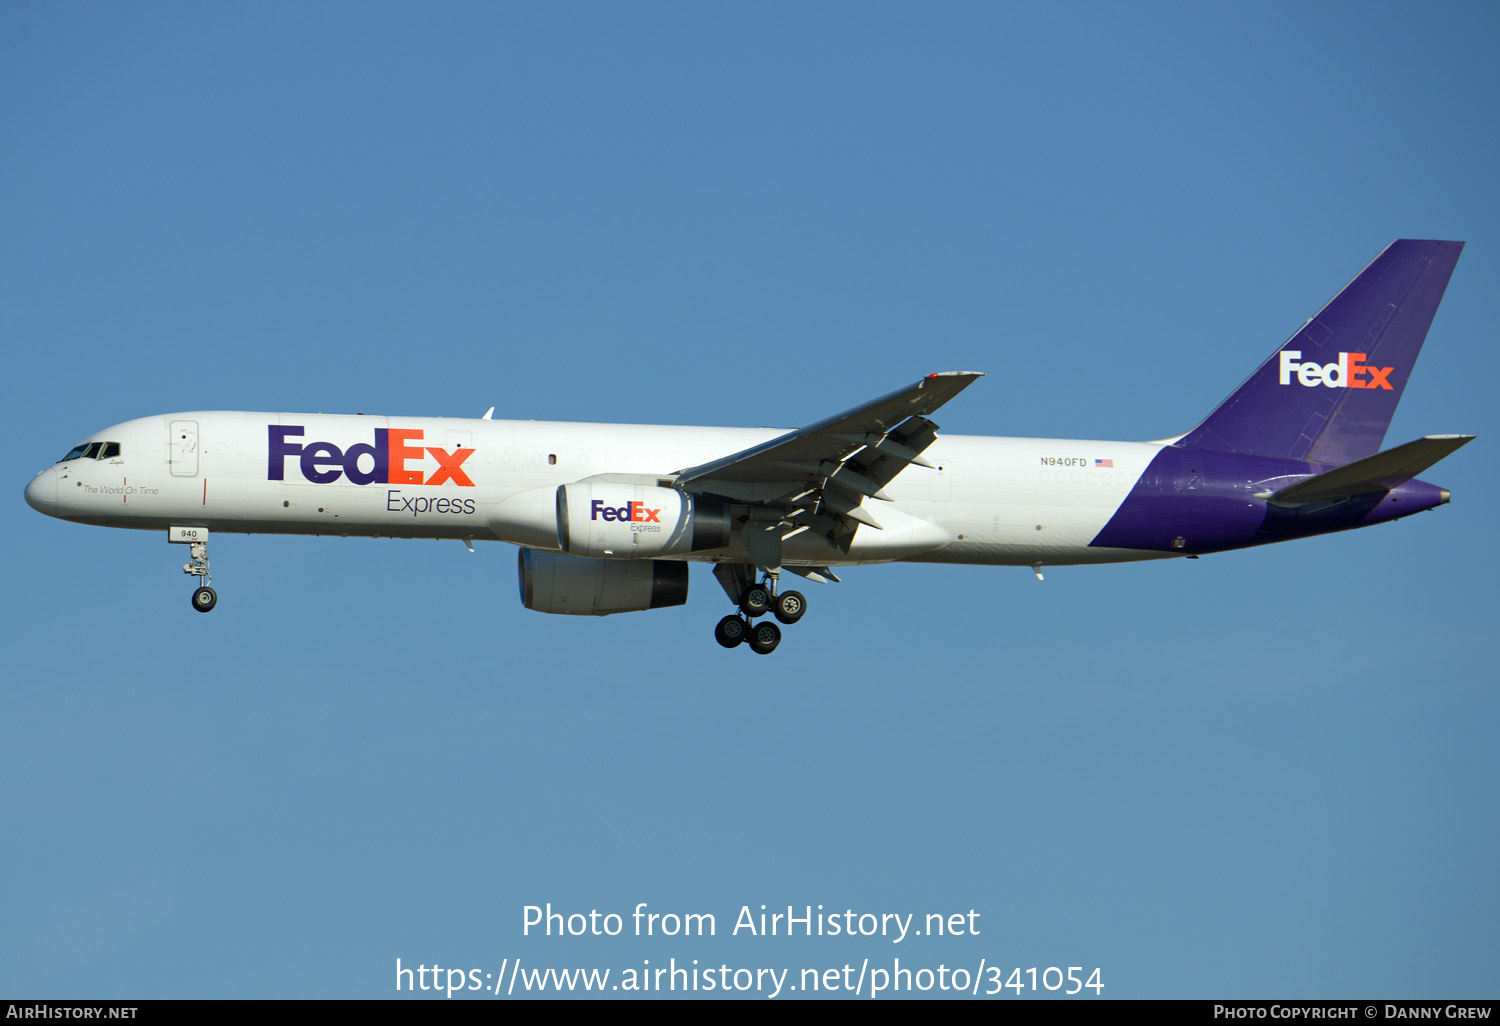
[591,499,661,523]
[1278,351,1394,390]
[268,426,475,486]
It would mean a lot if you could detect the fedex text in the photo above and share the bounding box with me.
[1277,351,1394,390]
[590,500,661,523]
[269,426,476,486]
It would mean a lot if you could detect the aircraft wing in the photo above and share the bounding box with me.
[675,372,983,554]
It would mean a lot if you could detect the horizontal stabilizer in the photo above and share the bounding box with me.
[1264,434,1474,505]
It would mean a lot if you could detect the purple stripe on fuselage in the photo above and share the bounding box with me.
[1089,446,1446,555]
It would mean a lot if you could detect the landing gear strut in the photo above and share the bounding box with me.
[710,564,809,655]
[170,527,217,613]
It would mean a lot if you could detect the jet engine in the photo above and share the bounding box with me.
[556,483,730,558]
[517,549,688,616]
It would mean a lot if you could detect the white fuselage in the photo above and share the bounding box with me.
[29,411,1177,568]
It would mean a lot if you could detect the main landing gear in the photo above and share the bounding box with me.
[711,567,807,655]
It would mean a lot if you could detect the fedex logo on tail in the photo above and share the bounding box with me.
[268,426,476,486]
[1278,351,1395,390]
[590,499,660,523]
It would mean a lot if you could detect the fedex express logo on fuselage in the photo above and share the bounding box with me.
[1278,351,1395,390]
[267,426,475,486]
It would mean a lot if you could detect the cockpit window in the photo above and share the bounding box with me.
[59,442,121,462]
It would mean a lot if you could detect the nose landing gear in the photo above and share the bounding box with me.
[169,527,217,613]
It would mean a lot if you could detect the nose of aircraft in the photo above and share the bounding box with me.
[25,467,57,515]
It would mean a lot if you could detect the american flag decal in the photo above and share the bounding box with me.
[1095,458,1114,467]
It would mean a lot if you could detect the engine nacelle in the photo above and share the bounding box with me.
[556,483,730,558]
[518,549,688,616]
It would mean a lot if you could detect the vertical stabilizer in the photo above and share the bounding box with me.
[1177,240,1463,464]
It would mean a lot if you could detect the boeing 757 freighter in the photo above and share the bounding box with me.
[24,240,1473,654]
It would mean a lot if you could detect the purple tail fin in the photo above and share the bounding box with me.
[1177,240,1464,464]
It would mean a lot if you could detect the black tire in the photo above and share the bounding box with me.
[191,586,217,613]
[740,583,772,618]
[773,590,806,625]
[748,619,781,655]
[714,614,747,649]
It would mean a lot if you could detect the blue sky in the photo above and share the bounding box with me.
[3,1,1496,999]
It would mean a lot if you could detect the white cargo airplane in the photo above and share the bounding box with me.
[24,241,1473,654]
